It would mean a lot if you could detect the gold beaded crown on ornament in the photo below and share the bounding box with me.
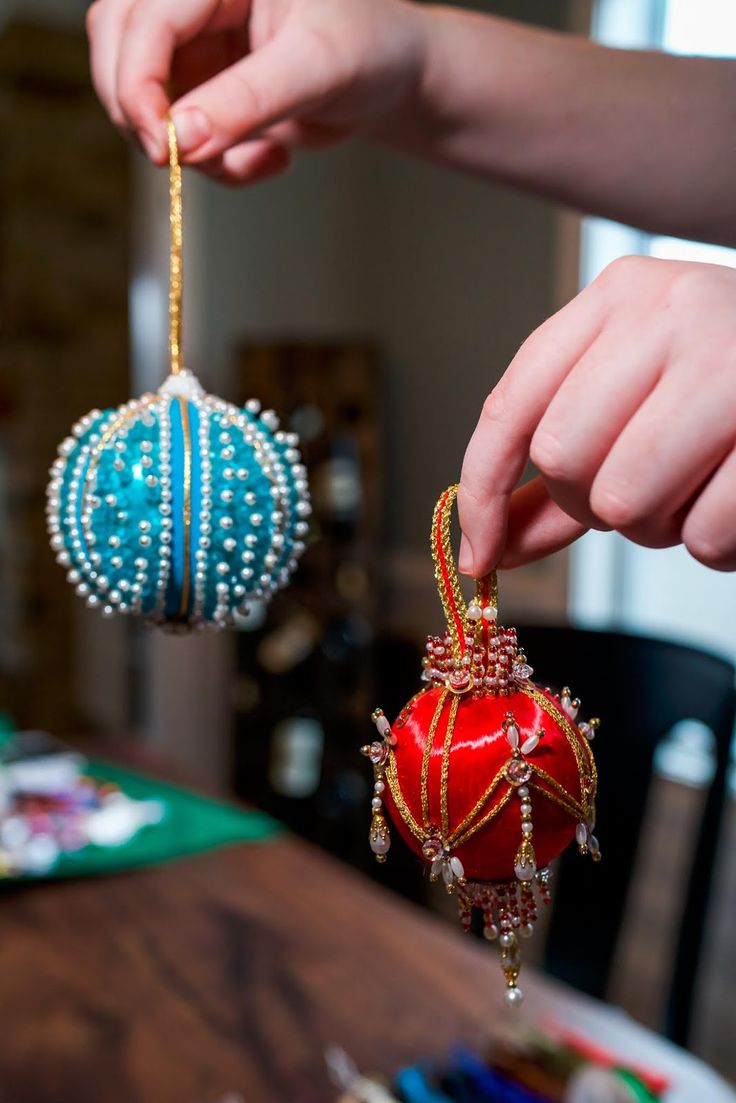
[361,485,601,1005]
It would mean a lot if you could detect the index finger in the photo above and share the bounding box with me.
[87,0,137,127]
[458,287,604,575]
[115,0,246,159]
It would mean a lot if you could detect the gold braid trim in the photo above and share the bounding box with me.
[531,769,589,820]
[440,694,461,837]
[446,761,508,846]
[520,684,597,799]
[420,690,448,827]
[385,754,426,844]
[531,783,586,821]
[451,786,515,850]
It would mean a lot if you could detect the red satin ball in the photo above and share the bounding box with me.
[383,684,587,882]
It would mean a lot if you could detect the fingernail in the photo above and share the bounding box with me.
[458,534,474,575]
[171,108,211,155]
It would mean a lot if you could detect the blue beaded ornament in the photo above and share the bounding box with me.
[47,123,309,630]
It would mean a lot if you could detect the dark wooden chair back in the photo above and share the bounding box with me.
[516,624,736,1047]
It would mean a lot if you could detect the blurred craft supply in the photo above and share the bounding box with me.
[0,729,279,881]
[326,1046,400,1103]
[0,729,164,876]
[389,1024,664,1103]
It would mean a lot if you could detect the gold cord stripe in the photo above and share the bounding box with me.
[420,690,449,827]
[530,779,586,821]
[531,768,588,819]
[520,684,597,795]
[447,761,508,846]
[386,754,426,843]
[168,119,183,376]
[451,786,514,850]
[440,694,461,837]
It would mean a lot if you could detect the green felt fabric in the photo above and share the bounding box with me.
[613,1069,661,1102]
[4,757,282,882]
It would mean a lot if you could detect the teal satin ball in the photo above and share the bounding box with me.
[47,371,310,629]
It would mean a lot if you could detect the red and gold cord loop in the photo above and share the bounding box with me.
[431,484,498,660]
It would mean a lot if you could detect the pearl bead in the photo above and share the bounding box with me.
[505,986,524,1006]
[499,932,515,948]
[371,798,382,811]
[514,861,536,882]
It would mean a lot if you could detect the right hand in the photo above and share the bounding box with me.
[87,0,427,184]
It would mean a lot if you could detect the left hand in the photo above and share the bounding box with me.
[458,255,736,575]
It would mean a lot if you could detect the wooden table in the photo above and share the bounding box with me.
[0,818,733,1102]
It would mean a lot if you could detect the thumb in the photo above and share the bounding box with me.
[170,25,344,162]
[497,477,588,569]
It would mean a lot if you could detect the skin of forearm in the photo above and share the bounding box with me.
[379,6,736,246]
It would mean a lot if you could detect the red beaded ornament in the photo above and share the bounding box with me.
[362,485,601,1005]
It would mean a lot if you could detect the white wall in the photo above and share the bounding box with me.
[572,0,736,668]
[198,141,563,554]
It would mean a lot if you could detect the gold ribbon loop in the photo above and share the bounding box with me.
[431,484,498,659]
